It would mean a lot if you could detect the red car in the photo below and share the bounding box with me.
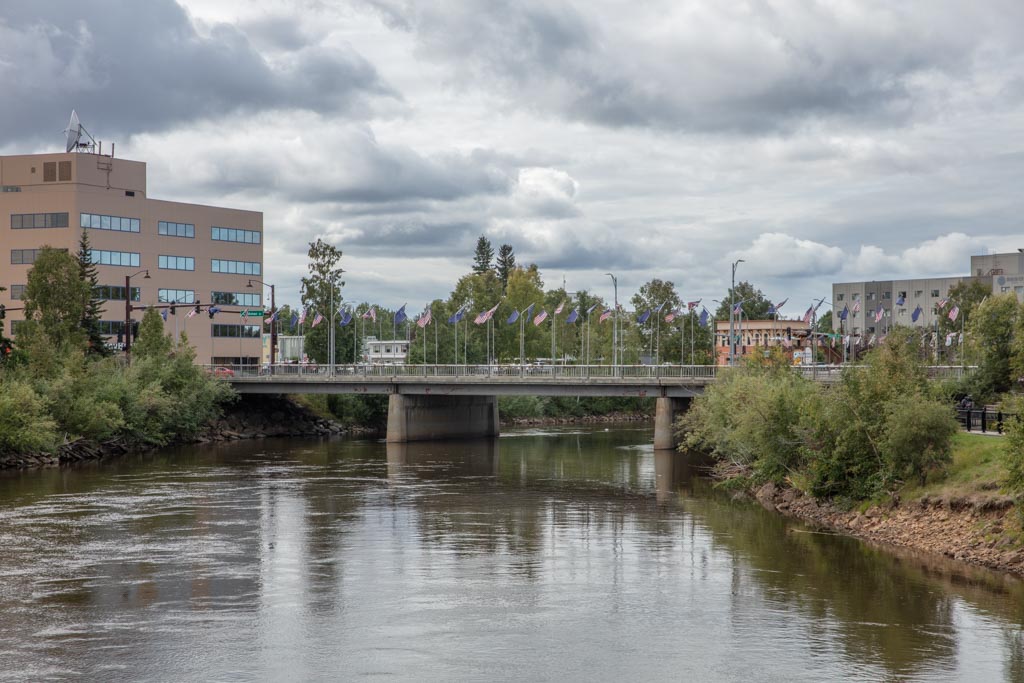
[211,366,235,378]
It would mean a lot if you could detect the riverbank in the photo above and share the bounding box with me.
[749,433,1024,576]
[0,394,348,470]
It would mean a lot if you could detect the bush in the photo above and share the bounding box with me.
[0,377,58,454]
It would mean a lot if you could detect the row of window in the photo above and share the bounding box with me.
[12,212,69,229]
[212,227,261,244]
[158,221,195,238]
[90,250,141,267]
[94,285,141,302]
[10,248,67,265]
[211,291,261,307]
[212,259,261,275]
[212,324,261,338]
[82,213,141,233]
[837,289,946,302]
[158,289,195,304]
[158,255,195,271]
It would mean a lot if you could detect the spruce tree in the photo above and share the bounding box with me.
[77,230,110,357]
[496,244,516,291]
[472,235,495,274]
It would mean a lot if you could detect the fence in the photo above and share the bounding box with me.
[957,408,1015,435]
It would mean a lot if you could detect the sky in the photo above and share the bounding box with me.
[3,0,1023,314]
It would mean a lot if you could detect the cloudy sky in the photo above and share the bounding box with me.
[3,0,1023,312]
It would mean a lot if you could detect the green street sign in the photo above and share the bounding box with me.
[240,309,265,318]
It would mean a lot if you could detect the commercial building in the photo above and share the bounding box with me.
[714,319,835,365]
[363,337,409,364]
[0,150,264,364]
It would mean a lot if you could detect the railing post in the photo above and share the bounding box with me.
[981,409,987,433]
[998,411,1004,435]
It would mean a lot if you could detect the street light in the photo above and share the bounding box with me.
[329,268,345,374]
[606,273,618,367]
[247,279,276,368]
[124,269,150,359]
[729,259,744,366]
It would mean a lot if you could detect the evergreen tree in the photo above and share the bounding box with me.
[77,230,110,357]
[496,244,516,291]
[472,235,495,274]
[132,307,173,360]
[714,281,774,321]
[300,239,345,363]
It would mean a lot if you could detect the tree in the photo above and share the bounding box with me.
[473,235,495,274]
[966,294,1018,400]
[714,281,774,322]
[630,279,681,363]
[22,247,91,352]
[77,230,110,357]
[299,239,345,363]
[937,279,990,363]
[496,244,516,291]
[132,307,173,360]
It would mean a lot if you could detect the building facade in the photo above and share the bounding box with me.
[363,337,409,364]
[714,319,823,365]
[971,251,1024,299]
[0,151,264,364]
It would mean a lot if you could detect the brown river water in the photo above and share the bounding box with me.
[0,425,1022,681]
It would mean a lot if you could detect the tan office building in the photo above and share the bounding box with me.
[0,151,264,364]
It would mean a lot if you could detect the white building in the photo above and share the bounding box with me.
[363,336,409,364]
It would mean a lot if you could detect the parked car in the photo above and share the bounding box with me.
[211,366,235,378]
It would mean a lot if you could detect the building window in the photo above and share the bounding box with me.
[89,250,140,267]
[898,308,906,317]
[11,249,41,265]
[867,292,875,300]
[1,186,20,192]
[11,212,69,229]
[10,320,27,336]
[852,293,860,301]
[158,255,195,271]
[9,285,25,300]
[898,291,907,300]
[158,221,195,238]
[1002,286,1011,293]
[58,161,71,181]
[211,291,261,307]
[931,289,940,297]
[98,321,126,336]
[93,285,141,302]
[158,289,195,304]
[81,213,140,233]
[212,324,260,338]
[212,259,261,276]
[837,293,844,301]
[914,290,923,297]
[882,291,891,299]
[43,162,56,182]
[212,226,261,244]
[211,356,259,366]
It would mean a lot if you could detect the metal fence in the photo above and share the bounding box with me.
[957,408,1015,434]
[202,363,977,383]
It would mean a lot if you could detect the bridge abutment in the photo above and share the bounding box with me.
[386,394,500,443]
[654,397,689,450]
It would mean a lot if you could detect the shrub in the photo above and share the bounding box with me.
[0,377,58,454]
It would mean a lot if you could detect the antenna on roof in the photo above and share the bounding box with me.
[64,110,96,153]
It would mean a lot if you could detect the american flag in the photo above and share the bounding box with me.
[298,308,308,325]
[948,305,959,322]
[874,306,884,323]
[664,310,678,323]
[417,308,432,328]
[852,300,861,314]
[938,298,949,308]
[687,299,701,311]
[599,309,613,323]
[362,306,376,322]
[311,312,324,328]
[186,307,197,319]
[533,310,549,326]
[475,302,500,325]
[803,306,813,324]
[554,301,565,315]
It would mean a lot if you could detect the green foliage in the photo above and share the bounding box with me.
[326,394,389,428]
[300,238,345,364]
[0,375,59,454]
[684,328,959,501]
[473,235,495,274]
[77,229,110,357]
[966,294,1019,400]
[132,307,173,360]
[714,280,774,321]
[1002,396,1024,499]
[23,246,91,352]
[496,244,515,291]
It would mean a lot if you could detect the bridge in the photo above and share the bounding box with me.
[210,364,972,450]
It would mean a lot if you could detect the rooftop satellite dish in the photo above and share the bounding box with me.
[64,110,96,153]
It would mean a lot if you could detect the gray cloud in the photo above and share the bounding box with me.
[367,0,1024,133]
[0,0,391,141]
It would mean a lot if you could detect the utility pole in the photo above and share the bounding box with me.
[729,259,744,365]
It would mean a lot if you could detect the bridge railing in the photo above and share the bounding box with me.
[202,363,976,382]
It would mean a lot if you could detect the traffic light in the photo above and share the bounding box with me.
[0,304,5,319]
[169,303,176,316]
[194,299,201,316]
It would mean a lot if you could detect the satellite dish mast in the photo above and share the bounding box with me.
[64,110,96,153]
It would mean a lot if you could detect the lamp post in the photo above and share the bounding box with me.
[124,269,150,360]
[328,268,345,375]
[247,279,276,368]
[606,273,618,367]
[729,259,744,366]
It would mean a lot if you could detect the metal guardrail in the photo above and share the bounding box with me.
[957,408,1015,434]
[202,363,977,383]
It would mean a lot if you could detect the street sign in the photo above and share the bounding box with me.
[241,310,265,317]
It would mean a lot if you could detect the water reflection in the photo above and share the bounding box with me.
[0,427,1022,681]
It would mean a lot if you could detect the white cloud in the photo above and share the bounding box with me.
[731,233,845,278]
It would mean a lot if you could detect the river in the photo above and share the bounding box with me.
[0,425,1022,681]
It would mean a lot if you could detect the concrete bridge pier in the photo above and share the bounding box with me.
[654,397,690,450]
[386,394,500,443]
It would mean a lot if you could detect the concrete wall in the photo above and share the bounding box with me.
[386,394,500,443]
[654,397,690,450]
